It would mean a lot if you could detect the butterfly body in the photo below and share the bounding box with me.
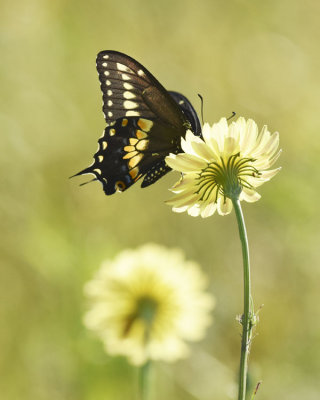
[74,51,200,195]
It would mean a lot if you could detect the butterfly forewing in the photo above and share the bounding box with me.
[96,51,187,130]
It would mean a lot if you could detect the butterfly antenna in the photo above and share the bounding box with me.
[79,177,98,186]
[227,111,236,121]
[198,94,204,125]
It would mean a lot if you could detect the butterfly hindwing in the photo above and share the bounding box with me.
[74,51,201,195]
[74,116,182,195]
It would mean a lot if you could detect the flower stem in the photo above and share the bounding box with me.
[232,199,253,400]
[139,361,151,400]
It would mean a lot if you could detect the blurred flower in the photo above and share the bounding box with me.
[84,244,214,366]
[165,117,281,217]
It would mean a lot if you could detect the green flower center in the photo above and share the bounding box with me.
[137,296,159,324]
[196,153,260,201]
[123,296,159,338]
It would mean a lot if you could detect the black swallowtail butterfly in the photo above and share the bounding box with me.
[73,51,201,195]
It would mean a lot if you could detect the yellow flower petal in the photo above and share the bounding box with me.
[217,197,233,215]
[190,140,217,162]
[165,153,207,172]
[166,190,199,207]
[200,202,217,218]
[240,188,261,202]
[172,205,189,213]
[187,204,201,217]
[181,130,201,155]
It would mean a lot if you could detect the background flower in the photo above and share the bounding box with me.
[166,117,281,218]
[84,244,214,366]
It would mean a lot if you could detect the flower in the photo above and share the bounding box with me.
[83,244,214,366]
[165,117,281,218]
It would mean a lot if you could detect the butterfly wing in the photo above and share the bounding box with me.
[96,51,187,130]
[73,51,200,195]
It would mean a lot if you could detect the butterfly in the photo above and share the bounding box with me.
[73,51,201,195]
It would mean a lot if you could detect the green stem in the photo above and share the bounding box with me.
[139,361,151,400]
[232,199,253,400]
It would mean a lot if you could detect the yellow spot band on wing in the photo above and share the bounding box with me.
[136,139,149,151]
[136,129,148,139]
[124,145,135,152]
[128,154,143,168]
[137,119,153,132]
[123,150,138,159]
[129,167,139,179]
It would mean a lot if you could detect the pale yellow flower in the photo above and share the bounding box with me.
[83,244,214,366]
[165,117,281,218]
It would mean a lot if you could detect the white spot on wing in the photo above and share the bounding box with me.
[106,80,111,86]
[124,82,133,90]
[103,55,109,60]
[123,91,135,99]
[124,100,138,109]
[126,110,140,117]
[108,111,113,117]
[121,73,130,81]
[117,63,131,73]
[107,90,112,96]
[138,69,145,76]
[102,62,108,67]
[108,100,113,106]
[104,71,110,76]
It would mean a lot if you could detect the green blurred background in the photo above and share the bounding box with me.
[1,0,319,399]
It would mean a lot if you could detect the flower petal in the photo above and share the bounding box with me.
[187,204,201,217]
[171,173,199,192]
[217,197,233,215]
[224,136,239,155]
[190,140,217,162]
[212,118,228,153]
[253,131,279,159]
[241,119,258,155]
[165,190,199,207]
[202,123,221,158]
[200,202,217,218]
[172,205,189,213]
[240,187,261,202]
[181,130,202,155]
[165,153,207,172]
[259,167,281,180]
